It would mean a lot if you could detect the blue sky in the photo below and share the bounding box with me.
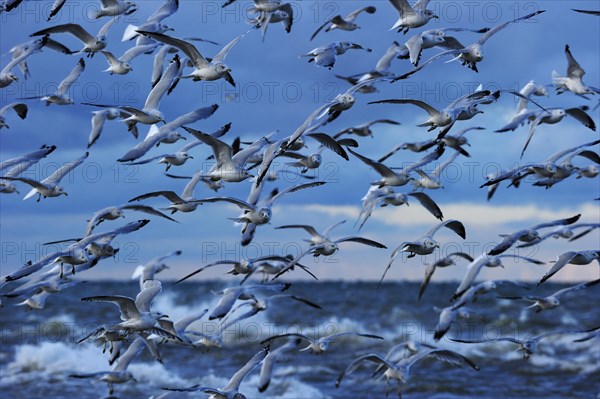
[1,0,599,282]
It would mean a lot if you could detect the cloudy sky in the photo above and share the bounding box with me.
[1,0,598,283]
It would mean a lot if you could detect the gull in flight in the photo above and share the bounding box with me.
[191,130,271,182]
[272,221,387,279]
[0,36,47,88]
[501,279,600,312]
[418,252,473,300]
[334,119,401,139]
[336,345,478,398]
[85,55,181,136]
[198,181,325,245]
[2,151,88,201]
[411,151,461,190]
[348,145,444,187]
[552,44,600,96]
[487,214,581,255]
[450,328,598,360]
[122,0,179,45]
[138,29,252,87]
[356,186,443,231]
[302,41,371,69]
[451,254,544,300]
[310,6,376,41]
[69,336,148,395]
[398,27,490,66]
[129,171,206,214]
[494,80,549,132]
[1,219,149,283]
[31,17,118,56]
[8,37,73,80]
[124,121,229,168]
[208,283,291,320]
[257,338,302,392]
[90,0,138,19]
[393,10,545,76]
[162,347,268,398]
[117,103,219,162]
[516,222,600,248]
[81,279,181,339]
[379,219,466,286]
[336,41,405,93]
[0,145,56,194]
[261,331,383,354]
[388,0,438,34]
[132,250,182,289]
[538,250,600,285]
[19,58,85,105]
[83,203,178,236]
[247,1,294,41]
[100,43,158,75]
[86,107,133,148]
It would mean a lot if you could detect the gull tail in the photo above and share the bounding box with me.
[22,188,37,201]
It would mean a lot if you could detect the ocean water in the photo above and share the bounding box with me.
[0,281,598,399]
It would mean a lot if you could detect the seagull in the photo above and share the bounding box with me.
[190,130,271,182]
[387,0,438,34]
[19,58,85,105]
[100,43,158,75]
[81,280,180,339]
[162,347,268,398]
[261,331,383,354]
[8,37,73,80]
[411,151,461,190]
[85,55,181,135]
[516,223,600,248]
[552,44,600,96]
[83,204,178,236]
[151,309,209,346]
[174,254,298,284]
[310,6,376,41]
[128,170,206,213]
[393,10,545,76]
[336,41,405,93]
[487,214,581,255]
[538,250,600,285]
[2,151,88,201]
[572,9,600,16]
[90,0,138,19]
[399,27,490,66]
[117,103,219,162]
[1,220,149,283]
[451,254,545,300]
[0,36,47,88]
[271,221,387,279]
[257,338,302,392]
[302,41,371,69]
[69,336,147,395]
[380,219,466,286]
[334,119,401,139]
[122,0,179,45]
[132,250,182,289]
[336,346,478,398]
[86,108,133,148]
[518,104,596,158]
[348,145,444,187]
[31,18,118,56]
[501,279,600,312]
[450,328,597,360]
[137,29,252,87]
[249,1,294,41]
[208,283,291,320]
[356,186,443,230]
[1,145,56,193]
[418,252,473,300]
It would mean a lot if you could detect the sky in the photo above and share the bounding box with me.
[0,0,599,283]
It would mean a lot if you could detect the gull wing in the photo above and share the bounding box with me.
[564,44,585,79]
[81,295,140,320]
[478,10,545,45]
[135,279,162,313]
[223,347,269,392]
[31,23,94,44]
[138,31,208,68]
[44,151,89,185]
[212,29,251,63]
[57,58,85,98]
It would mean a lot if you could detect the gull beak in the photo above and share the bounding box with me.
[433,15,439,19]
[189,156,194,159]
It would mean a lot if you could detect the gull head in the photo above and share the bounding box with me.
[424,239,438,250]
[257,208,272,224]
[232,394,247,399]
[337,93,355,108]
[109,208,125,219]
[0,182,18,194]
[125,2,138,14]
[309,153,322,166]
[470,44,484,61]
[54,186,68,197]
[547,297,560,307]
[543,163,557,175]
[215,63,232,74]
[157,24,174,33]
[424,10,439,20]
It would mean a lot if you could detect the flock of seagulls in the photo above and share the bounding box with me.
[1,0,599,398]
